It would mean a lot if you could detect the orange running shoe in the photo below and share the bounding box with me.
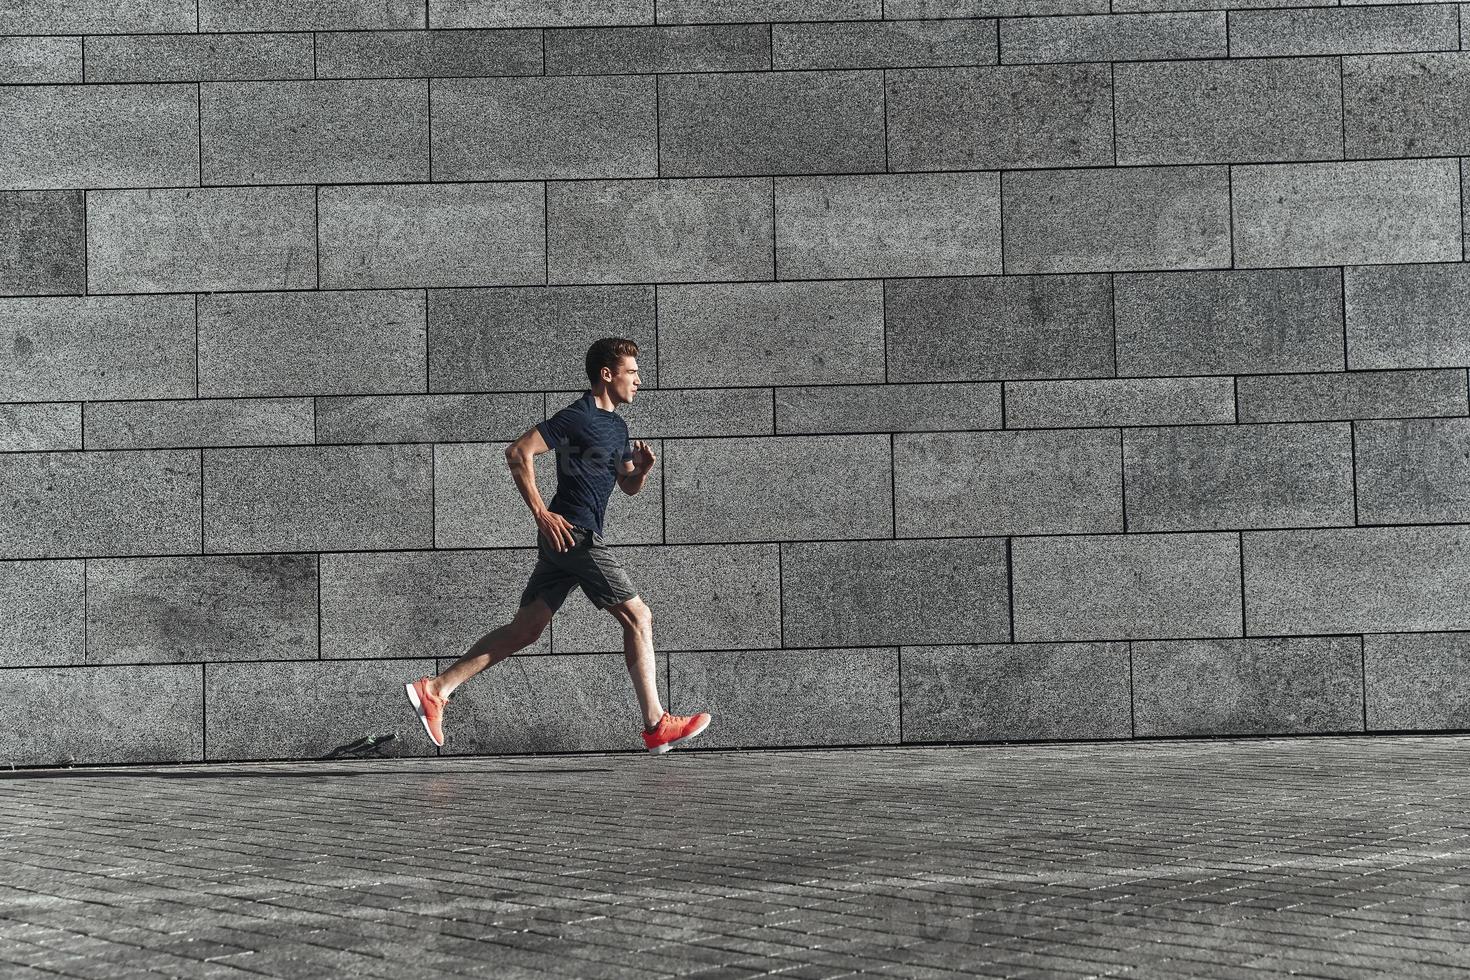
[641,710,711,754]
[404,677,447,747]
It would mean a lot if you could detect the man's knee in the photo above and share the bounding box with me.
[608,595,651,630]
[508,597,553,645]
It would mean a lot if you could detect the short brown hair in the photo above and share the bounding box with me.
[586,337,639,386]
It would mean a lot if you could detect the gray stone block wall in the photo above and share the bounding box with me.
[3,0,1470,767]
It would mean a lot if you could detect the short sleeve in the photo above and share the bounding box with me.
[537,405,581,450]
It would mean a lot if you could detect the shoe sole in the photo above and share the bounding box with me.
[403,682,444,747]
[647,714,710,755]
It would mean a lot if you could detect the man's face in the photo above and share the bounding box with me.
[606,357,640,402]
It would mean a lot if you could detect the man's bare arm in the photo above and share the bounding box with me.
[505,427,576,551]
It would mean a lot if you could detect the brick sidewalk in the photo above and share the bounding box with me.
[3,734,1469,979]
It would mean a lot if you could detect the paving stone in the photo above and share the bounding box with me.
[0,83,198,191]
[659,0,880,23]
[775,172,1002,279]
[1115,56,1343,164]
[87,186,317,294]
[657,280,884,387]
[1231,5,1458,57]
[1011,531,1242,642]
[1242,525,1470,634]
[1003,165,1231,274]
[1114,267,1345,377]
[888,64,1113,170]
[546,24,770,74]
[86,555,317,664]
[777,381,1001,434]
[431,0,652,28]
[999,11,1225,63]
[433,75,657,180]
[885,273,1114,383]
[1,190,84,296]
[197,0,425,31]
[317,27,541,78]
[1345,262,1470,369]
[659,69,885,177]
[0,1,195,34]
[1355,418,1470,525]
[1122,421,1355,532]
[1231,158,1462,268]
[895,427,1124,535]
[85,397,315,450]
[774,18,995,69]
[1236,368,1468,423]
[318,181,544,289]
[0,449,201,560]
[1005,377,1234,428]
[86,33,313,83]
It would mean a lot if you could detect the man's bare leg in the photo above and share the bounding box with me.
[608,596,664,730]
[430,596,553,699]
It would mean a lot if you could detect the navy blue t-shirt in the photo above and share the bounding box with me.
[537,390,634,538]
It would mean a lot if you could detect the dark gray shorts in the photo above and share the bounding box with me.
[518,524,639,613]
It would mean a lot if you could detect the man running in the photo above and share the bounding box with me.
[404,338,712,755]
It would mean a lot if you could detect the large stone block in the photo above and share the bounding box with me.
[1003,165,1231,273]
[431,0,651,28]
[317,391,540,444]
[84,397,314,450]
[774,18,995,69]
[1243,525,1470,634]
[438,652,667,753]
[901,641,1132,742]
[659,0,879,23]
[1006,377,1234,428]
[0,1,194,34]
[204,659,440,761]
[782,537,1010,647]
[1012,531,1242,641]
[547,177,773,284]
[428,285,655,392]
[0,449,200,560]
[659,69,885,176]
[319,181,544,288]
[1237,369,1468,423]
[544,541,781,654]
[434,440,663,548]
[0,402,79,452]
[0,664,203,767]
[1344,52,1470,158]
[887,64,1113,170]
[0,83,198,190]
[198,0,425,30]
[663,434,891,542]
[546,24,770,74]
[317,27,541,77]
[0,560,84,668]
[579,386,771,439]
[1345,263,1470,369]
[201,79,428,184]
[999,11,1225,63]
[87,555,317,664]
[0,295,196,402]
[1114,268,1345,376]
[87,186,317,293]
[895,428,1124,536]
[321,549,553,659]
[433,75,657,180]
[668,647,899,748]
[0,36,81,84]
[1,190,84,296]
[775,172,1002,279]
[86,32,313,82]
[776,381,1002,434]
[197,289,426,397]
[885,273,1114,382]
[1356,419,1470,525]
[203,445,433,553]
[1231,5,1458,57]
[656,281,884,387]
[1133,636,1363,736]
[1231,159,1461,268]
[1365,631,1470,730]
[1115,57,1342,164]
[1123,422,1355,532]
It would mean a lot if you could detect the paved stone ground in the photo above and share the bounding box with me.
[3,734,1469,980]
